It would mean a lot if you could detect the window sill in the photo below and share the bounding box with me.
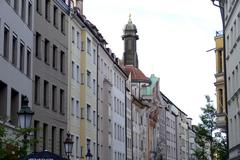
[43,105,49,109]
[34,101,40,105]
[35,55,41,61]
[52,108,57,112]
[53,66,58,71]
[45,18,51,23]
[54,25,58,30]
[37,10,42,16]
[45,61,50,66]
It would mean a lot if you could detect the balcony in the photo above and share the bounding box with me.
[216,113,227,130]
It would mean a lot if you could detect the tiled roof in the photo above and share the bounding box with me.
[123,65,150,83]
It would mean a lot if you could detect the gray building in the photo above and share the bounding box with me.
[223,0,240,159]
[160,92,196,160]
[0,0,34,129]
[32,0,69,156]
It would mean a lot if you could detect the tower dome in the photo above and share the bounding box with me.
[124,15,137,31]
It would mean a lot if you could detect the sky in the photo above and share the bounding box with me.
[83,0,222,124]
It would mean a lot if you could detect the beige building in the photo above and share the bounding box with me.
[67,2,84,159]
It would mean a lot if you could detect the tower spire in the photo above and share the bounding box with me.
[122,16,139,68]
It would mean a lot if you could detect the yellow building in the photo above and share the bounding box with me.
[67,6,84,159]
[214,31,226,130]
[79,21,98,160]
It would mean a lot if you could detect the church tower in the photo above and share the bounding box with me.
[122,15,139,68]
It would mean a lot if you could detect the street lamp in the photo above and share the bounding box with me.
[64,132,73,159]
[17,96,34,129]
[17,96,34,155]
[85,148,93,160]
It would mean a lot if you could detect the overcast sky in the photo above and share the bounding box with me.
[83,0,222,124]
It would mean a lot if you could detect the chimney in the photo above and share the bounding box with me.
[76,0,83,14]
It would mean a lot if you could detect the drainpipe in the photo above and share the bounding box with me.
[125,80,127,160]
[96,43,99,160]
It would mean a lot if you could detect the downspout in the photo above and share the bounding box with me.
[131,98,134,160]
[96,43,99,160]
[125,80,127,160]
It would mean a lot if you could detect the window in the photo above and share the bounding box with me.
[71,98,75,116]
[77,32,80,48]
[93,79,96,94]
[61,13,65,34]
[76,100,80,118]
[114,97,116,112]
[60,89,64,114]
[3,26,10,60]
[20,43,25,72]
[14,0,19,13]
[35,32,41,58]
[52,126,56,153]
[36,0,42,14]
[77,65,80,82]
[43,80,49,107]
[93,110,96,125]
[21,0,26,21]
[87,104,91,121]
[0,81,7,119]
[114,123,116,139]
[81,108,84,119]
[59,129,64,156]
[87,70,91,87]
[33,120,40,152]
[72,61,75,79]
[28,2,32,29]
[60,51,65,73]
[72,27,75,43]
[81,73,85,84]
[87,38,91,54]
[93,49,96,64]
[53,5,58,27]
[12,34,18,66]
[43,123,48,150]
[87,139,91,150]
[10,89,19,126]
[44,38,50,64]
[45,0,50,21]
[52,45,57,69]
[76,137,79,157]
[34,76,40,104]
[52,85,57,111]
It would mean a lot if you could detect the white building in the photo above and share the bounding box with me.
[112,61,127,160]
[0,0,34,129]
[223,0,240,159]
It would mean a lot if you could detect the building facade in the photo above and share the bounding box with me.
[214,31,227,130]
[0,0,34,130]
[79,18,98,160]
[32,0,69,155]
[67,5,84,159]
[223,0,240,159]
